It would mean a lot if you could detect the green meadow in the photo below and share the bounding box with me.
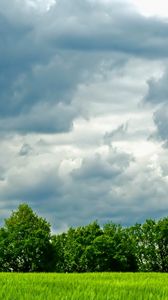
[0,273,168,300]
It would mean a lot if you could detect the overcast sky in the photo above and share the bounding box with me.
[1,0,168,232]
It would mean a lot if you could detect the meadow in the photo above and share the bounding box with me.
[0,272,168,300]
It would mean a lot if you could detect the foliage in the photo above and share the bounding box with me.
[128,220,161,272]
[156,217,168,272]
[52,221,102,272]
[0,203,54,272]
[0,203,168,272]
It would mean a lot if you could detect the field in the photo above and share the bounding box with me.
[0,272,168,300]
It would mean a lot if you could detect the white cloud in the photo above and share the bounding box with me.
[130,0,168,18]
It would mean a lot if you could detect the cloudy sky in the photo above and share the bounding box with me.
[1,0,168,232]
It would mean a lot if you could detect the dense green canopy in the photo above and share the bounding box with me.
[0,203,168,272]
[0,204,54,272]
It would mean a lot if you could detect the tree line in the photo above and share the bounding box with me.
[0,203,168,272]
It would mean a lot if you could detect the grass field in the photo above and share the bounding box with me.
[0,272,168,300]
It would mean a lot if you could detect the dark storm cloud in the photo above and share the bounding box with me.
[1,0,168,133]
[0,102,77,133]
[54,13,168,58]
[47,0,168,58]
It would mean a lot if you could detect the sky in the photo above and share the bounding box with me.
[1,0,168,232]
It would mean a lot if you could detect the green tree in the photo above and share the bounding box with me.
[81,235,116,272]
[81,222,137,272]
[103,222,137,272]
[156,217,168,272]
[52,221,102,272]
[0,203,54,272]
[129,220,161,272]
[51,232,67,272]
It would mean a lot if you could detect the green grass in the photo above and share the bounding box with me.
[0,272,168,300]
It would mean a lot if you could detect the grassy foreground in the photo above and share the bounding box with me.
[0,272,168,300]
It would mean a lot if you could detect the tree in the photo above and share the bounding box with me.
[81,235,116,272]
[51,232,67,272]
[52,221,102,272]
[156,217,168,272]
[81,222,137,272]
[0,203,54,272]
[103,222,137,272]
[129,220,161,272]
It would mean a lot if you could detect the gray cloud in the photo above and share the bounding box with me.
[42,0,168,57]
[72,148,133,181]
[0,137,168,231]
[104,123,128,145]
[144,67,168,144]
[145,71,168,105]
[0,0,168,231]
[0,102,77,133]
[153,105,168,144]
[1,0,168,134]
[19,143,33,156]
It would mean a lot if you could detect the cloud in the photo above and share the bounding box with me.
[153,105,168,144]
[72,147,133,181]
[48,0,168,58]
[1,0,168,134]
[0,134,167,231]
[145,71,168,105]
[0,102,77,133]
[19,143,33,156]
[104,123,128,145]
[144,66,168,144]
[0,0,168,231]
